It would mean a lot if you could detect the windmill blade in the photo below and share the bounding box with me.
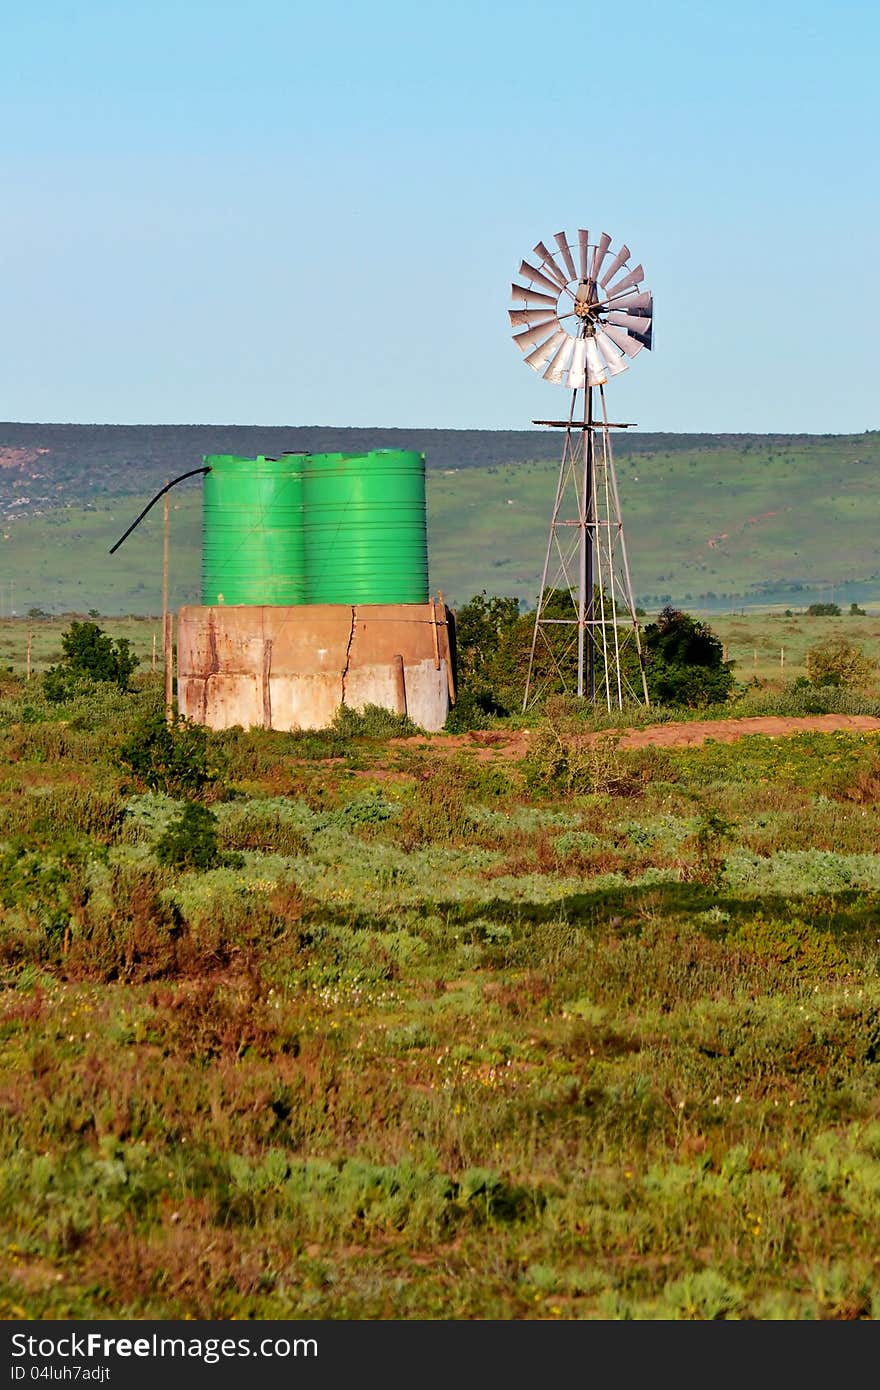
[554,231,577,282]
[518,259,563,297]
[508,307,558,328]
[566,337,587,389]
[606,311,653,334]
[613,290,652,313]
[510,283,559,308]
[524,327,567,371]
[533,241,568,289]
[599,243,630,288]
[604,264,645,301]
[590,231,612,282]
[512,319,562,353]
[601,322,644,358]
[630,320,653,350]
[577,229,590,280]
[595,330,629,376]
[584,337,607,386]
[544,334,575,384]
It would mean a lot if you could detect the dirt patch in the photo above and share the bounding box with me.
[396,714,880,761]
[613,714,880,748]
[0,447,49,470]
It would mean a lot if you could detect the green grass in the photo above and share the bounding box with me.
[7,610,880,695]
[2,670,880,1318]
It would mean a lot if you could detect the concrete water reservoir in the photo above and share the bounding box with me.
[176,600,453,733]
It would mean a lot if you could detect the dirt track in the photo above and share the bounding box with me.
[407,714,880,761]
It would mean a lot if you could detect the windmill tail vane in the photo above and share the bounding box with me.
[509,228,653,711]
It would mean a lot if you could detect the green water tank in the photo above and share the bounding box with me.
[201,454,306,606]
[303,449,428,605]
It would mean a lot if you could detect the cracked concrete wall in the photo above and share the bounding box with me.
[177,602,453,732]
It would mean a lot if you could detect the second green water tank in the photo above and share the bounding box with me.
[303,449,428,605]
[201,454,306,606]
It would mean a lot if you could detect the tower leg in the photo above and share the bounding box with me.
[523,385,648,712]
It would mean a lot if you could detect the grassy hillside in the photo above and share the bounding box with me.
[1,427,879,615]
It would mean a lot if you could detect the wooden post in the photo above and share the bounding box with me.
[161,481,169,639]
[152,632,157,671]
[436,590,456,704]
[781,646,785,670]
[392,653,407,715]
[164,612,174,727]
[429,596,440,670]
[260,638,273,730]
[26,631,32,681]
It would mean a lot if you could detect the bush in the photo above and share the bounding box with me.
[155,802,230,870]
[43,621,138,700]
[642,606,734,707]
[450,587,639,717]
[118,713,220,796]
[331,704,419,739]
[453,592,522,691]
[444,689,507,733]
[805,637,875,689]
[806,602,841,616]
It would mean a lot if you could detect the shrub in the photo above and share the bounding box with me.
[444,689,507,733]
[642,606,734,707]
[0,835,95,942]
[118,713,220,796]
[729,914,848,980]
[806,602,841,616]
[453,592,522,694]
[43,621,138,700]
[331,704,419,739]
[450,587,639,717]
[522,725,662,797]
[805,637,875,690]
[155,802,227,870]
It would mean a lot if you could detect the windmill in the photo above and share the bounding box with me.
[510,228,652,710]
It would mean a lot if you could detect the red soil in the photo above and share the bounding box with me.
[402,714,880,761]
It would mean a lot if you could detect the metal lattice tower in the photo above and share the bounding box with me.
[508,228,653,711]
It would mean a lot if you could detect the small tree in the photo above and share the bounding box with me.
[805,637,875,689]
[806,602,841,617]
[642,606,734,707]
[448,591,523,723]
[453,592,521,690]
[53,620,138,688]
[43,620,139,701]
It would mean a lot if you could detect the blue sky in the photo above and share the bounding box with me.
[2,0,878,432]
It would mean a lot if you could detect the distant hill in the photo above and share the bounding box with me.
[0,422,848,514]
[0,423,878,617]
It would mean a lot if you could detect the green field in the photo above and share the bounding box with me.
[4,611,880,698]
[2,432,880,616]
[2,666,880,1318]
